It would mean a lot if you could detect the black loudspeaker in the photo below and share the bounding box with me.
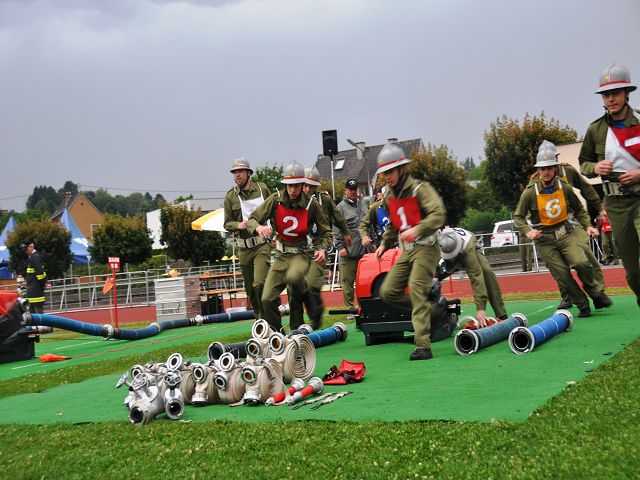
[322,130,338,157]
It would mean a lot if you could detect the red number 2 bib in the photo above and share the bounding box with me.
[275,204,309,243]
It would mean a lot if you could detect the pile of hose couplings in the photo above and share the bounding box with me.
[116,319,348,424]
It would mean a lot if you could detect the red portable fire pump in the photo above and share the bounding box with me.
[353,249,461,346]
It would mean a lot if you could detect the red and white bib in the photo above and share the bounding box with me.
[274,198,313,243]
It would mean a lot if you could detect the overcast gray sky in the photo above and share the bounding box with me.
[1,0,639,211]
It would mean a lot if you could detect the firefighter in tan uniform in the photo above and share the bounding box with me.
[438,227,508,325]
[302,166,351,328]
[579,63,640,309]
[514,141,612,317]
[375,142,446,361]
[529,141,609,310]
[223,157,271,319]
[248,161,332,332]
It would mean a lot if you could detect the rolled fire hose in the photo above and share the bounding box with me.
[265,378,305,406]
[305,323,348,348]
[240,358,283,404]
[23,310,255,341]
[270,334,316,383]
[508,309,574,355]
[455,313,528,356]
[213,358,246,404]
[166,353,196,404]
[284,377,324,405]
[191,363,220,406]
[207,341,247,362]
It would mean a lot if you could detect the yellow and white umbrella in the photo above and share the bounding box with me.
[191,208,226,232]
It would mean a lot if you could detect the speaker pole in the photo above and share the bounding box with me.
[330,154,335,200]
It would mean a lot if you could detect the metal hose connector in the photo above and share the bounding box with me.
[214,364,246,404]
[191,363,220,406]
[284,376,324,405]
[246,338,269,362]
[252,319,273,339]
[268,332,287,355]
[166,353,184,370]
[287,323,313,337]
[332,322,348,341]
[265,377,305,406]
[217,352,236,372]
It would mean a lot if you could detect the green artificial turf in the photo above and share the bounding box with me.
[1,297,638,425]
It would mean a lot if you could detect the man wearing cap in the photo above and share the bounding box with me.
[515,141,612,317]
[248,161,332,332]
[374,142,446,361]
[335,179,369,312]
[579,62,640,309]
[360,187,389,250]
[438,227,507,326]
[224,157,271,319]
[21,242,47,313]
[302,165,351,328]
[529,141,609,310]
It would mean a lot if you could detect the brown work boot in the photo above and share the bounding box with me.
[592,294,613,310]
[409,348,433,361]
[578,306,592,318]
[557,298,573,310]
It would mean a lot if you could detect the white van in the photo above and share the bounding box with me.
[490,220,518,247]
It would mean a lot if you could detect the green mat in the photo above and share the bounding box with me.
[1,296,638,424]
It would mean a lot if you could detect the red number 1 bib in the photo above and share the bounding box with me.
[388,196,422,231]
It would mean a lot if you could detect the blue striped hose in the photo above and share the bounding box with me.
[508,309,574,354]
[305,322,348,348]
[27,309,256,341]
[455,313,528,356]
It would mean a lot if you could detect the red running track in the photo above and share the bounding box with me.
[57,266,629,325]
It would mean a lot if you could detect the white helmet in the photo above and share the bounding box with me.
[439,229,463,260]
[534,140,560,168]
[376,142,411,175]
[281,160,306,184]
[304,166,321,186]
[229,156,253,174]
[596,63,637,94]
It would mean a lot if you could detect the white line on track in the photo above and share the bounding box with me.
[54,340,101,350]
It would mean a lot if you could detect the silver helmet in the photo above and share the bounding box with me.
[596,63,637,94]
[439,229,464,260]
[304,166,321,186]
[534,140,560,168]
[281,160,306,185]
[229,156,253,174]
[375,142,411,175]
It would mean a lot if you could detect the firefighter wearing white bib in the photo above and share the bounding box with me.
[515,141,612,317]
[248,161,332,331]
[224,157,271,319]
[374,142,446,361]
[579,63,640,308]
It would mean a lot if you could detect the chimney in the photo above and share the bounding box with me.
[355,142,366,160]
[64,192,73,206]
[387,137,398,144]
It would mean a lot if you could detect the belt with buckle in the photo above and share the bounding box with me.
[236,236,267,249]
[399,234,436,251]
[553,224,568,239]
[276,240,303,254]
[603,181,640,197]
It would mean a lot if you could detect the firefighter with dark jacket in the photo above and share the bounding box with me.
[248,161,332,332]
[21,241,47,313]
[579,63,640,309]
[375,142,446,361]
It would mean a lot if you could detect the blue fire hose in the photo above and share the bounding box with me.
[23,310,255,341]
[454,313,528,356]
[305,322,348,348]
[508,309,574,354]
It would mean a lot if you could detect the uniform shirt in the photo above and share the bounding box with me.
[579,107,640,179]
[514,177,591,240]
[26,250,47,303]
[313,191,350,237]
[529,163,603,213]
[334,197,369,258]
[358,199,387,245]
[379,175,446,250]
[223,181,270,239]
[247,190,332,251]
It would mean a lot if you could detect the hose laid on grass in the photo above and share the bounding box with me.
[24,310,255,341]
[305,323,348,348]
[455,313,528,356]
[508,309,574,355]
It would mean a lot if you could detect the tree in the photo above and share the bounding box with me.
[253,164,283,193]
[26,186,59,214]
[408,144,468,226]
[57,181,79,198]
[7,220,73,279]
[160,205,226,265]
[462,157,477,172]
[89,214,153,264]
[484,112,578,209]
